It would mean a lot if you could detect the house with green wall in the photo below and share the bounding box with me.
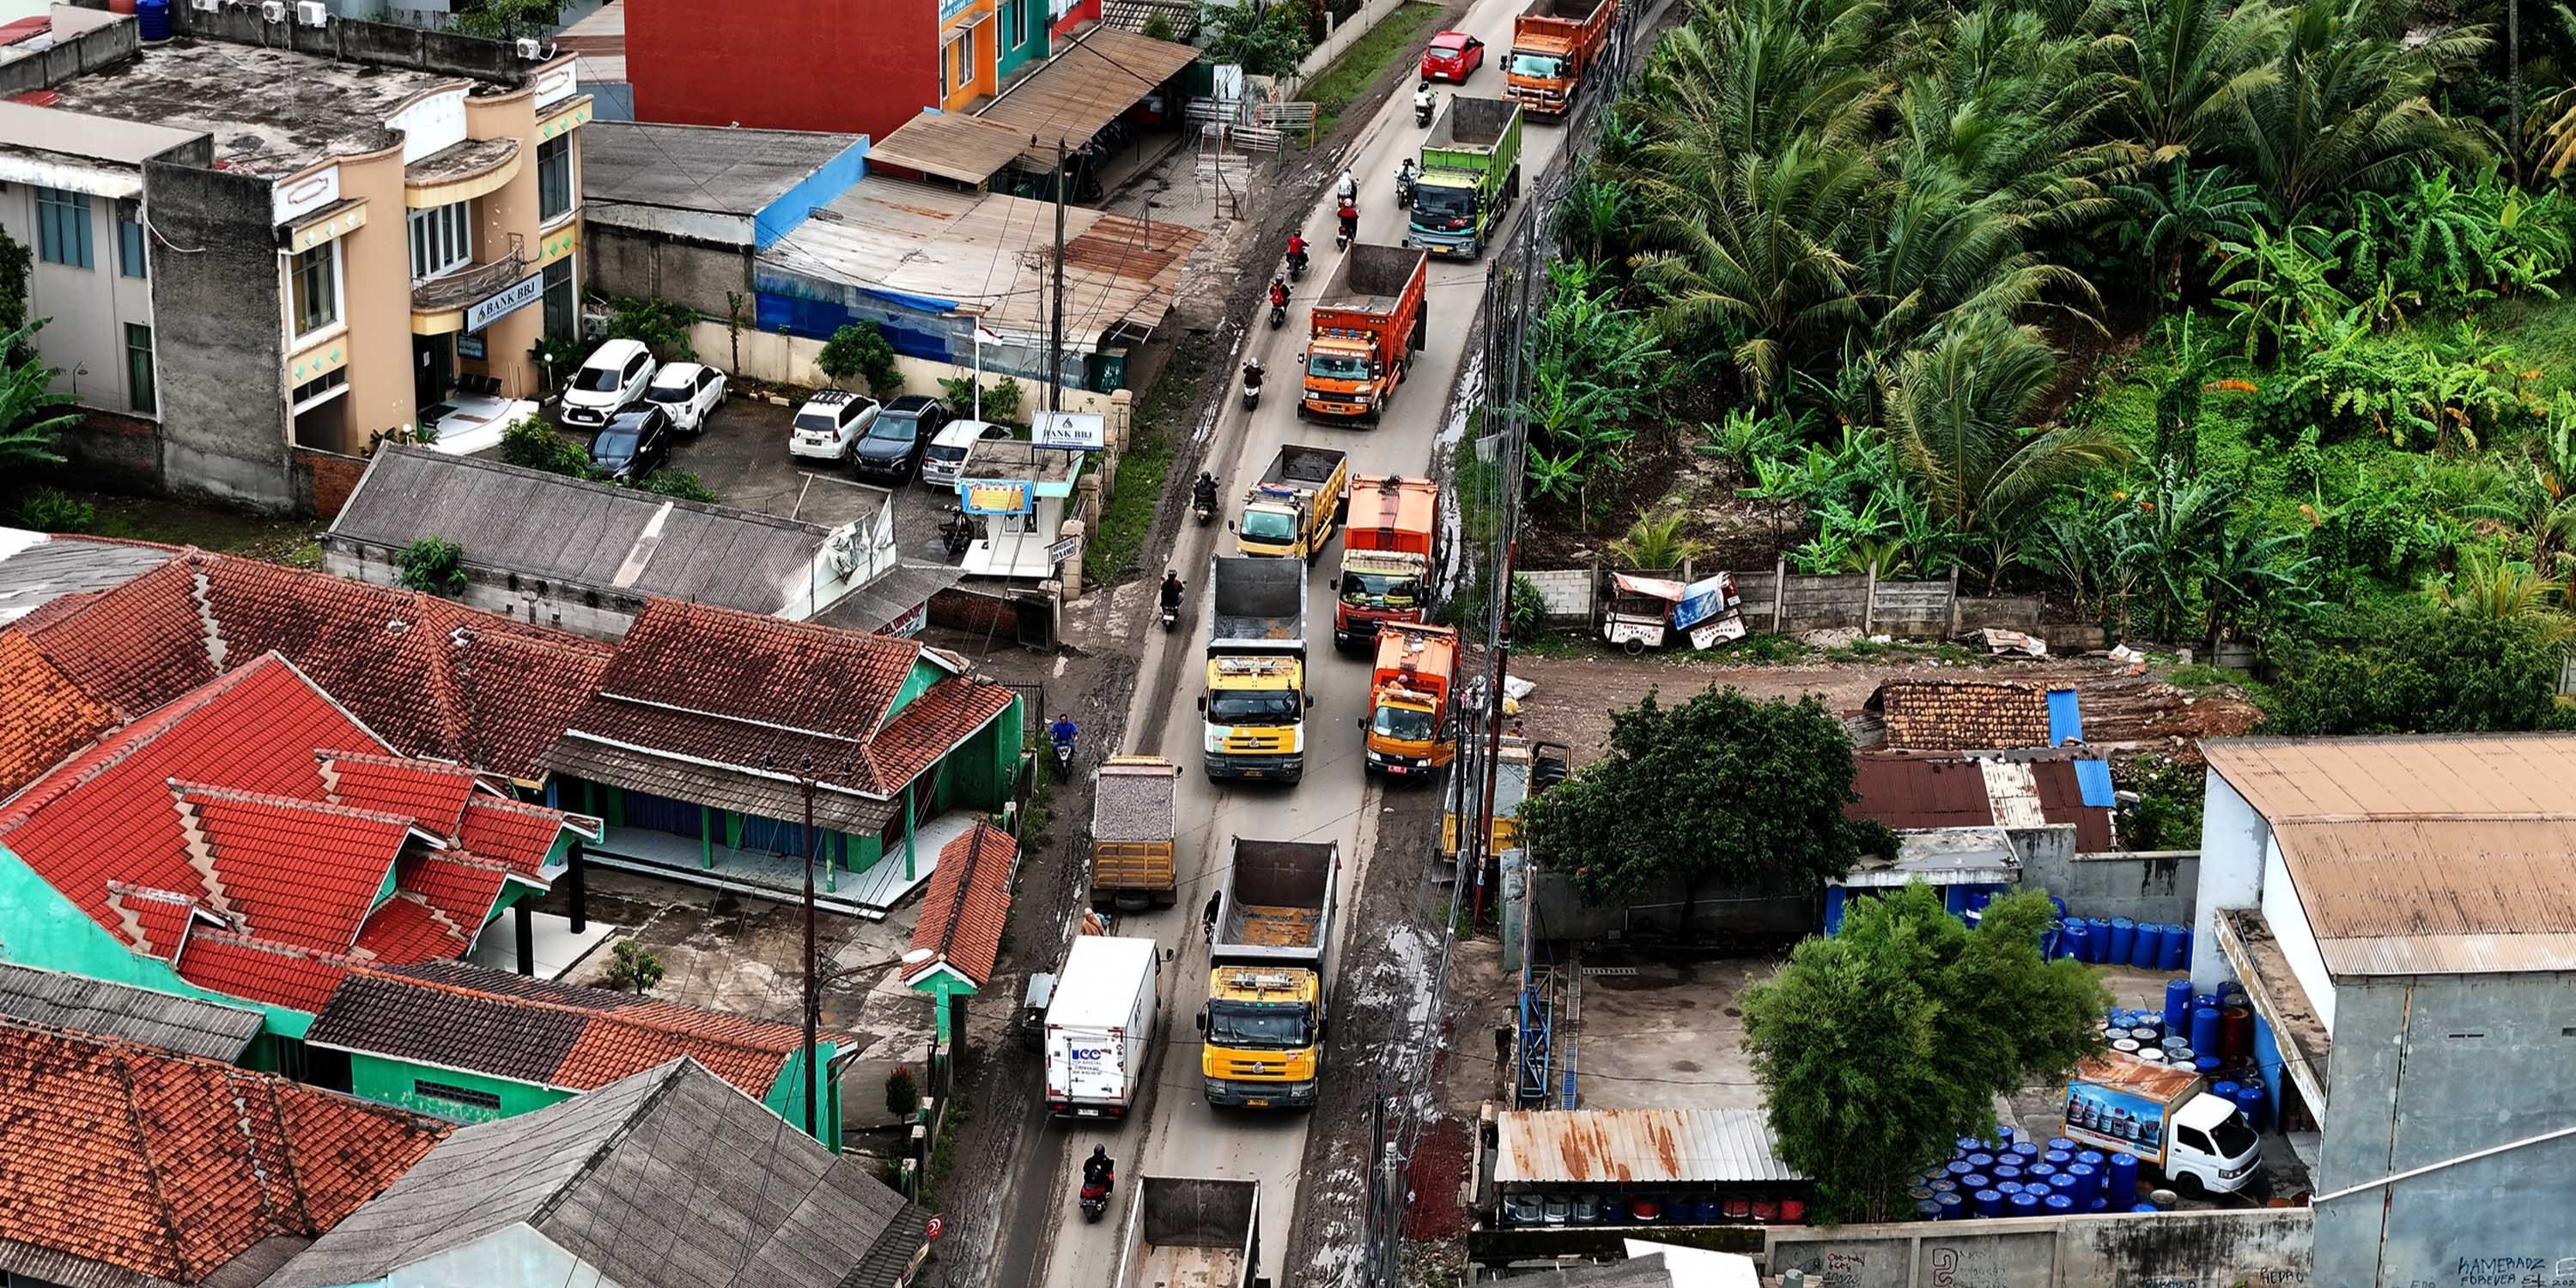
[538,598,1024,914]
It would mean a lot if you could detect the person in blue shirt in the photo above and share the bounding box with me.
[1050,714,1078,750]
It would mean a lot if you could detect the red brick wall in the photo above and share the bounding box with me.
[291,447,369,519]
[61,409,166,495]
[626,0,937,142]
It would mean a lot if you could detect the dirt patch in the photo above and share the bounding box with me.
[1518,433,1795,571]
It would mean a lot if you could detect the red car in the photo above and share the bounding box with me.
[1419,30,1485,82]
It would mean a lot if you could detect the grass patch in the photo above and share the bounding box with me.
[1084,339,1212,587]
[64,491,325,567]
[1306,2,1446,139]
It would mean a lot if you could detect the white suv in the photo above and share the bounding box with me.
[920,419,1012,487]
[789,389,880,463]
[560,338,657,428]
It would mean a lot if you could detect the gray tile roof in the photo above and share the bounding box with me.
[0,963,262,1063]
[268,1059,927,1288]
[304,970,591,1087]
[811,562,963,635]
[0,532,174,627]
[327,449,853,619]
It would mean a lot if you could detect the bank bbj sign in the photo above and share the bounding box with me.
[465,270,547,332]
[1031,412,1107,451]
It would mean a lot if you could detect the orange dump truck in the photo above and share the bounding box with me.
[1363,623,1458,779]
[1301,244,1429,424]
[1504,0,1615,119]
[1334,474,1440,650]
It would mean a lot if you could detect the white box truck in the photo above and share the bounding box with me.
[2061,1052,2262,1194]
[1046,935,1162,1120]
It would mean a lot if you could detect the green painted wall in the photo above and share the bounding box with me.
[764,1041,848,1152]
[937,698,1024,813]
[346,1051,567,1124]
[995,0,1049,78]
[0,846,317,1038]
[370,864,398,909]
[886,656,948,721]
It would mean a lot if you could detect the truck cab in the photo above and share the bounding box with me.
[1203,557,1312,782]
[1364,623,1458,778]
[2166,1092,2264,1193]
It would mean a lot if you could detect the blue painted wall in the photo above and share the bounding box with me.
[753,136,872,249]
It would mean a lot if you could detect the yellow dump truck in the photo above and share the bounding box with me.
[1198,837,1340,1109]
[1440,737,1571,858]
[1090,756,1180,910]
[1200,556,1312,782]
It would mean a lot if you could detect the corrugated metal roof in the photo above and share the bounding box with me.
[2073,759,2114,809]
[0,963,262,1063]
[2203,734,2576,820]
[2046,688,2082,745]
[1494,1109,1804,1186]
[866,111,1032,185]
[975,27,1200,167]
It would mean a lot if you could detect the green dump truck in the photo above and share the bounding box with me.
[1406,96,1523,259]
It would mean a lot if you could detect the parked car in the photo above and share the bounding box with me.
[789,389,881,463]
[560,339,658,428]
[1420,30,1485,82]
[642,361,726,434]
[854,394,951,483]
[588,403,675,481]
[920,418,1013,488]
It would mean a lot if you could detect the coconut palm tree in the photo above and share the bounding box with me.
[2429,546,2566,629]
[2108,0,2287,162]
[2223,0,2489,219]
[2111,161,2267,303]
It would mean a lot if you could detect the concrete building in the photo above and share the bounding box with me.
[2191,735,2576,1288]
[580,119,866,317]
[623,0,1051,143]
[0,6,592,513]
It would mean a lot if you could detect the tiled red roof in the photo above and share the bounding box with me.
[0,1019,445,1285]
[352,894,470,965]
[872,678,1016,793]
[394,850,510,938]
[604,598,922,738]
[177,930,354,1013]
[103,883,214,961]
[21,552,615,780]
[905,823,1017,989]
[176,784,410,954]
[456,795,564,880]
[555,1001,807,1093]
[318,749,481,835]
[0,630,116,797]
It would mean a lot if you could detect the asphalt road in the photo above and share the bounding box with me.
[1021,9,1587,1284]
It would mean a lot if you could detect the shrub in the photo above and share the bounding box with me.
[632,471,720,503]
[499,417,594,479]
[885,1066,920,1118]
[982,375,1026,424]
[396,537,468,596]
[605,297,697,361]
[818,322,902,396]
[602,939,665,994]
[13,487,93,533]
[1507,574,1549,641]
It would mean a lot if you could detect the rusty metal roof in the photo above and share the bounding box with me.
[866,111,1032,185]
[975,27,1200,167]
[2204,736,2576,973]
[1847,754,2113,852]
[1494,1109,1803,1187]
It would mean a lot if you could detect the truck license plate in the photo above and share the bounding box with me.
[1386,764,1410,775]
[1246,1098,1271,1108]
[1077,1108,1102,1118]
[1241,769,1265,779]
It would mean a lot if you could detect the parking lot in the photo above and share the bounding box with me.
[668,392,960,560]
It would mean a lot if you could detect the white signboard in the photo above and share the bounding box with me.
[1048,534,1082,564]
[1032,411,1107,451]
[465,270,547,331]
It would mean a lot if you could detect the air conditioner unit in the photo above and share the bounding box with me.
[294,0,327,25]
[190,0,219,10]
[515,36,543,59]
[259,0,286,21]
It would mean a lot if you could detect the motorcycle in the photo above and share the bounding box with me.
[1335,212,1357,251]
[1160,601,1180,632]
[937,507,975,558]
[1052,737,1075,778]
[1415,92,1434,127]
[1395,167,1417,207]
[1242,365,1264,410]
[1286,248,1309,281]
[1193,483,1218,525]
[1080,1175,1114,1222]
[1267,301,1288,329]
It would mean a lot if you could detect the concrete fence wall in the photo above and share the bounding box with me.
[688,320,1123,417]
[1764,1207,2311,1288]
[1521,565,2107,648]
[2023,848,2201,929]
[1283,0,1412,92]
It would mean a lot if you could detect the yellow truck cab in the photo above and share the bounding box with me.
[1234,444,1350,562]
[1200,838,1339,1109]
[1201,556,1312,781]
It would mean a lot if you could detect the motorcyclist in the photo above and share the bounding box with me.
[1336,168,1358,205]
[1268,276,1290,309]
[1050,714,1078,751]
[1243,357,1265,392]
[1084,1145,1115,1191]
[1194,471,1220,510]
[1413,80,1435,116]
[1160,569,1185,612]
[1285,231,1309,272]
[1397,156,1420,194]
[1337,200,1358,241]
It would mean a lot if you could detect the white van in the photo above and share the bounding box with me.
[1044,935,1161,1120]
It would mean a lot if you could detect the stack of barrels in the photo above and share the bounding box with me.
[1907,1127,2117,1221]
[2055,915,2193,969]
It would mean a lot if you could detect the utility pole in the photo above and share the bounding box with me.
[799,760,820,1140]
[1049,138,1068,414]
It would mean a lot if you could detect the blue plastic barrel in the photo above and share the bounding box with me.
[1929,1179,1957,1194]
[2233,1082,2267,1130]
[2010,1141,2039,1163]
[2129,922,2165,968]
[2042,1149,2072,1168]
[2076,1150,2105,1170]
[1992,1165,2023,1185]
[2213,1079,2241,1106]
[1955,1137,1984,1156]
[1917,1200,1944,1221]
[2131,1201,2162,1212]
[2044,1194,2075,1214]
[2082,918,2111,961]
[2008,1191,2043,1218]
[2194,1055,2221,1074]
[2059,920,2091,961]
[2026,1162,2057,1182]
[2191,1005,2222,1054]
[2160,925,2190,970]
[1936,1191,1965,1220]
[2163,978,2194,1033]
[1996,1180,2024,1196]
[1993,1123,2016,1145]
[2047,1137,2075,1153]
[1947,1160,1975,1180]
[2089,1196,2109,1212]
[1965,1152,1995,1170]
[2067,1163,2099,1203]
[2106,1151,2140,1200]
[2107,918,2136,963]
[1907,1186,1935,1203]
[2046,1172,2077,1201]
[1960,1174,1991,1193]
[1971,1188,2004,1218]
[137,0,173,41]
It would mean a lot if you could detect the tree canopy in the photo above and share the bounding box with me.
[1741,885,2109,1224]
[1519,685,1894,908]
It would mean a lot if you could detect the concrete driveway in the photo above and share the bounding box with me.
[671,392,959,562]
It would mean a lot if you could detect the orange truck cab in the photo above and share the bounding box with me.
[1504,0,1614,118]
[1334,474,1441,650]
[1363,623,1459,779]
[1302,245,1430,424]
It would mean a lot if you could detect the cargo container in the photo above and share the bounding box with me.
[1044,935,1161,1119]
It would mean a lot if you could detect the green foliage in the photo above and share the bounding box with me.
[2227,0,2487,220]
[2114,161,2266,305]
[13,487,94,533]
[0,227,28,364]
[2213,225,2355,361]
[500,417,594,477]
[2264,601,2575,734]
[2121,751,2208,851]
[938,373,1027,424]
[1201,0,1315,76]
[633,471,720,503]
[449,0,559,39]
[530,333,584,389]
[817,322,902,395]
[605,297,697,361]
[1741,885,2110,1224]
[1140,12,1176,40]
[1520,686,1893,908]
[1609,509,1708,571]
[603,939,666,994]
[396,537,468,596]
[0,320,80,471]
[1506,574,1549,643]
[885,1065,921,1118]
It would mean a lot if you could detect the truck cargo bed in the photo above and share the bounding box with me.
[1228,902,1323,948]
[1209,557,1307,644]
[1522,0,1602,19]
[1320,245,1429,312]
[1427,97,1519,150]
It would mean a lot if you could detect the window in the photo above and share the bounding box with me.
[35,187,93,269]
[541,256,575,340]
[291,368,348,411]
[409,201,473,282]
[412,1079,503,1111]
[960,23,976,80]
[125,325,155,416]
[117,204,148,278]
[1005,0,1026,50]
[537,133,574,222]
[291,240,339,337]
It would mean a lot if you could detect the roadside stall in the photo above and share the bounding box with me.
[955,421,1097,580]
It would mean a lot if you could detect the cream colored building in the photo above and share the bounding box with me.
[0,6,590,511]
